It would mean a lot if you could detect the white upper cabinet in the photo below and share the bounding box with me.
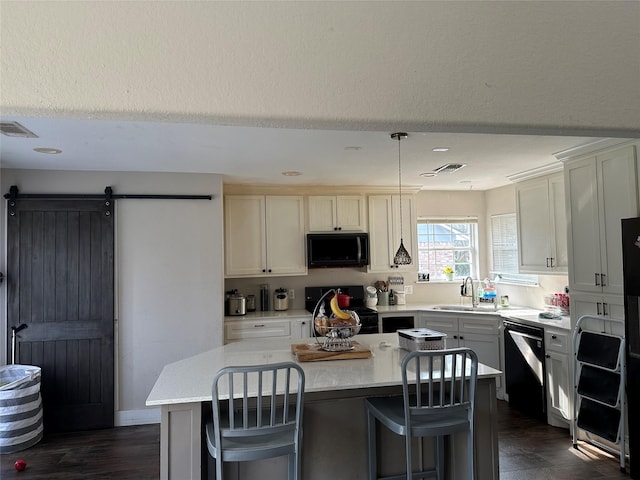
[564,144,638,295]
[307,195,366,232]
[225,195,307,277]
[368,194,415,272]
[516,173,567,273]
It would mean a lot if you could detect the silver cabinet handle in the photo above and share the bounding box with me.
[596,302,602,315]
[595,273,601,286]
[254,324,265,328]
[601,273,607,286]
[603,303,609,316]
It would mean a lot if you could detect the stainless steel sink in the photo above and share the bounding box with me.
[432,304,497,312]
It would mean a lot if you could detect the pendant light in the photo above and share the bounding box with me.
[391,132,412,265]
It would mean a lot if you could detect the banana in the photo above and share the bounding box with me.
[330,294,352,320]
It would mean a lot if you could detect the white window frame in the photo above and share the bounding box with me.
[490,212,539,286]
[416,217,479,281]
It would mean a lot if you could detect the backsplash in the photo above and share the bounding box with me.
[224,270,568,312]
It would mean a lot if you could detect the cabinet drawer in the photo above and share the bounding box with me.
[226,320,291,340]
[459,317,499,335]
[545,329,569,353]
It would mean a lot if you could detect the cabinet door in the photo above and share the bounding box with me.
[367,195,395,272]
[597,146,638,295]
[566,158,602,293]
[225,195,267,277]
[546,350,570,422]
[307,196,337,232]
[460,332,500,371]
[517,177,552,272]
[569,292,624,334]
[265,196,307,275]
[336,196,366,231]
[549,174,568,272]
[291,318,312,339]
[422,314,459,347]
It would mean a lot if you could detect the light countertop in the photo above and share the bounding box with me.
[146,332,501,407]
[225,304,571,330]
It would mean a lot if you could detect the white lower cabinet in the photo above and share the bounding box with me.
[418,312,503,398]
[225,319,291,341]
[568,292,625,337]
[290,317,313,339]
[545,328,571,427]
[225,316,313,343]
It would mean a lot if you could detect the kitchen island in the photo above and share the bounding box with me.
[146,333,501,480]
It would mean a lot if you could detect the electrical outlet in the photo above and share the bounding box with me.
[288,289,295,300]
[404,285,413,295]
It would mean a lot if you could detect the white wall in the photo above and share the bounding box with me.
[0,169,224,425]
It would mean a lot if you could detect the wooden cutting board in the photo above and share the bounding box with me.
[291,341,372,362]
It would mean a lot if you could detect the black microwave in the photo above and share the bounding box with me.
[307,233,369,268]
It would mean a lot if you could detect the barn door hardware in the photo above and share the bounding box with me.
[5,186,213,217]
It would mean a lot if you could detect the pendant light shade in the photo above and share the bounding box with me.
[391,132,412,265]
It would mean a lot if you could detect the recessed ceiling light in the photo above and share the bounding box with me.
[432,147,450,152]
[344,146,362,151]
[33,147,62,154]
[282,171,302,176]
[459,180,472,183]
[420,172,437,178]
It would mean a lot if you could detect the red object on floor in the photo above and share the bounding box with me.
[14,459,27,472]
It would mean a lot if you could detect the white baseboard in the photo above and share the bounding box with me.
[115,408,161,426]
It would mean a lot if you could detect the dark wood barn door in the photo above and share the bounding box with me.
[6,199,114,432]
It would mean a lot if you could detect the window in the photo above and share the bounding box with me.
[417,218,478,280]
[490,213,539,286]
[491,213,518,273]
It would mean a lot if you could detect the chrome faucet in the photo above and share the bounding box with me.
[462,276,477,308]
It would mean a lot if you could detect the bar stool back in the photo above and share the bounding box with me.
[365,348,478,480]
[205,362,305,480]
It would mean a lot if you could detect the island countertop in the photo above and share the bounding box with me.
[146,332,501,407]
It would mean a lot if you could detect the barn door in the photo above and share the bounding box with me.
[6,198,114,432]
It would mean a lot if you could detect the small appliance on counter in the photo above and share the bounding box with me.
[274,288,289,311]
[398,328,446,351]
[228,292,247,316]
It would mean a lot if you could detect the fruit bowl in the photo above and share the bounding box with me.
[312,289,362,351]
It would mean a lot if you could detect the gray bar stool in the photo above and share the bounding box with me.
[365,348,478,480]
[205,362,305,480]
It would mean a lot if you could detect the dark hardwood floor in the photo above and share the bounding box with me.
[0,400,630,479]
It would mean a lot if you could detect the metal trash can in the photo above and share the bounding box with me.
[0,364,43,453]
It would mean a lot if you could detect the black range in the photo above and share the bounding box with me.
[305,285,380,334]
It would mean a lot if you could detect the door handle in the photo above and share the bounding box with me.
[546,258,550,268]
[549,257,555,268]
[596,302,602,315]
[601,273,607,286]
[603,302,609,316]
[595,273,600,286]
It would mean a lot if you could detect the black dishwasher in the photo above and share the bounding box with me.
[503,320,547,421]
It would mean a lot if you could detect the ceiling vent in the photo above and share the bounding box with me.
[433,163,466,174]
[0,121,38,138]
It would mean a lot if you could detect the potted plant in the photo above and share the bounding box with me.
[442,266,454,281]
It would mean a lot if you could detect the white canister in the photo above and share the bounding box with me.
[393,290,406,305]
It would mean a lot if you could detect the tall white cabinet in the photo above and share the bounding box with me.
[515,173,568,273]
[564,145,638,295]
[224,195,307,277]
[368,194,415,272]
[559,140,639,330]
